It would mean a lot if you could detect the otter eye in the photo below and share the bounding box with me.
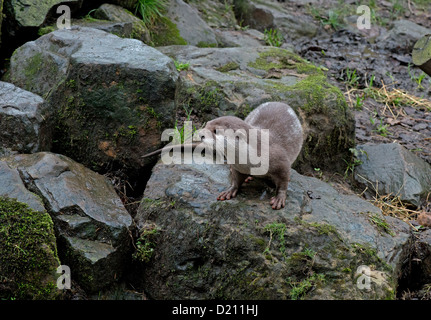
[213,129,217,134]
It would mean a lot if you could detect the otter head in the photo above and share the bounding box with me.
[198,116,255,165]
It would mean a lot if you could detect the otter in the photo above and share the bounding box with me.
[203,102,303,209]
[142,102,303,210]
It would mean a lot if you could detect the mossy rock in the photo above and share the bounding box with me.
[0,196,60,300]
[162,45,354,172]
[8,27,179,175]
[134,163,410,299]
[151,16,187,46]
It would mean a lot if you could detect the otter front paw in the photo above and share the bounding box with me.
[270,194,286,210]
[217,187,238,201]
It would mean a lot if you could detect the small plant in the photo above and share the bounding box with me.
[173,105,198,143]
[287,273,325,300]
[368,213,395,236]
[408,63,428,90]
[367,74,375,89]
[374,119,389,137]
[314,167,323,179]
[344,68,360,87]
[135,0,168,27]
[133,227,159,263]
[264,223,287,256]
[263,28,283,47]
[321,10,343,30]
[343,147,365,178]
[355,95,364,110]
[174,60,190,72]
[84,9,99,22]
[415,73,427,90]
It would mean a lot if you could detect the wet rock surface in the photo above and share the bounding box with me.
[135,161,410,299]
[0,81,50,155]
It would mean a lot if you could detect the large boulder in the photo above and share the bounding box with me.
[1,152,134,292]
[134,161,411,299]
[160,45,355,172]
[354,143,431,207]
[8,26,179,174]
[0,81,50,156]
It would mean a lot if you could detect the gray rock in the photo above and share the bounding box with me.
[2,152,133,292]
[186,0,237,29]
[72,20,134,38]
[354,143,431,207]
[5,0,81,28]
[233,0,318,39]
[165,0,218,46]
[135,161,411,299]
[215,29,265,47]
[378,20,431,51]
[0,161,45,212]
[0,81,50,155]
[94,3,151,43]
[8,26,179,174]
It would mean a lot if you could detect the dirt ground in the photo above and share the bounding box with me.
[281,0,431,166]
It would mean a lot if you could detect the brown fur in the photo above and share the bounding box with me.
[203,102,303,209]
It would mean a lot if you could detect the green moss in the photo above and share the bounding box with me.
[216,62,240,73]
[350,243,393,273]
[38,26,56,36]
[151,16,187,46]
[281,74,347,114]
[294,217,341,239]
[133,227,159,263]
[287,273,325,300]
[24,53,43,78]
[264,222,287,257]
[368,213,395,236]
[0,197,60,300]
[248,47,323,75]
